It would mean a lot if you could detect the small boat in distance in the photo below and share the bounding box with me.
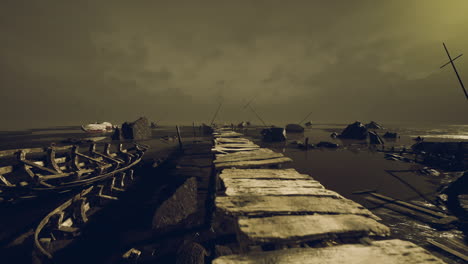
[81,122,114,133]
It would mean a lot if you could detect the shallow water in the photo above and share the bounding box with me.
[240,124,467,263]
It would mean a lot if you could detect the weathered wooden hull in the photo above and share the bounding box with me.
[0,143,147,203]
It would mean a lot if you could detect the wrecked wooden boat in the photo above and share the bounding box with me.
[0,142,147,203]
[32,169,136,262]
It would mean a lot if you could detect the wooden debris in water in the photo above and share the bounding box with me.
[427,237,468,262]
[212,239,447,264]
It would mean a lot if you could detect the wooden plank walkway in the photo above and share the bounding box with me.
[213,239,447,264]
[211,128,448,264]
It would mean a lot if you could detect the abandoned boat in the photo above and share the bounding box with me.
[81,122,114,133]
[0,142,147,203]
[285,123,305,133]
[33,170,136,262]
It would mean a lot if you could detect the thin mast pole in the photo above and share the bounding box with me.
[442,43,468,100]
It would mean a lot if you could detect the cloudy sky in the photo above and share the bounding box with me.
[1,0,467,129]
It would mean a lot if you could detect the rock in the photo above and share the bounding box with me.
[317,141,339,148]
[368,131,384,144]
[201,124,214,135]
[152,177,198,230]
[339,121,368,140]
[121,117,152,140]
[330,132,338,138]
[285,124,305,133]
[176,242,208,264]
[383,132,398,138]
[261,127,287,142]
[365,121,384,129]
[214,245,233,258]
[304,121,313,127]
[111,127,122,140]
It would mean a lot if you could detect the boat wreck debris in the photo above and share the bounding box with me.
[0,142,147,203]
[338,121,369,140]
[32,167,139,262]
[368,131,384,144]
[316,141,339,148]
[357,191,458,229]
[285,124,305,133]
[261,127,287,142]
[411,141,467,170]
[81,122,114,133]
[365,121,384,129]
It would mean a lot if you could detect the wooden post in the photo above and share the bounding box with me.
[176,125,183,151]
[305,137,309,150]
[192,122,196,138]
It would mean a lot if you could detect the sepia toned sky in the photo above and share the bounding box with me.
[1,0,467,129]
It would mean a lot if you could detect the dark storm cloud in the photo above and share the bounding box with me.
[0,0,467,129]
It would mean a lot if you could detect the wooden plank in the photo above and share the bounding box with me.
[213,239,447,264]
[222,178,324,190]
[0,147,45,158]
[214,132,243,138]
[0,165,13,175]
[215,157,292,169]
[369,193,448,218]
[427,237,468,262]
[215,138,253,144]
[225,185,343,197]
[364,197,457,227]
[237,214,390,244]
[219,169,312,180]
[214,143,260,149]
[214,149,284,164]
[216,196,380,220]
[21,160,59,175]
[212,147,260,154]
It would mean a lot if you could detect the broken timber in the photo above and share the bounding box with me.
[211,129,448,263]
